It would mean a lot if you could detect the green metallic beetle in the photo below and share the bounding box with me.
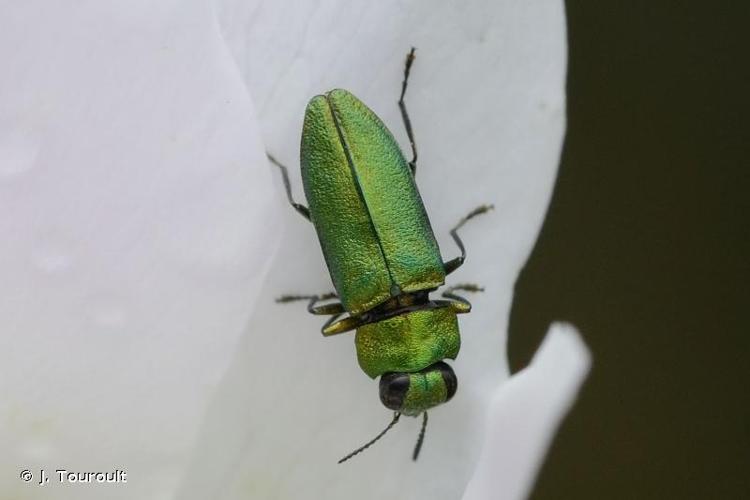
[270,48,491,462]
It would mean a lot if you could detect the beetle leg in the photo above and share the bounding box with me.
[441,283,484,314]
[398,47,418,176]
[443,204,494,275]
[321,313,344,333]
[308,294,345,315]
[276,292,345,315]
[267,153,311,221]
[442,283,484,299]
[323,315,364,336]
[277,293,358,335]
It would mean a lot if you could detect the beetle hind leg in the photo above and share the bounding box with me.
[398,47,418,176]
[443,204,494,275]
[267,153,311,221]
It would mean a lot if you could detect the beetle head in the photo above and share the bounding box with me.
[378,361,457,416]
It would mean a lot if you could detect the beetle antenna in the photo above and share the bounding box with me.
[338,412,401,464]
[412,411,428,461]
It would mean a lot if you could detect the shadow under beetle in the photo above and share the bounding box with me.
[270,48,492,463]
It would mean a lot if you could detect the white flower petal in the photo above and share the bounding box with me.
[0,2,276,498]
[178,1,575,500]
[462,324,591,500]
[1,1,583,499]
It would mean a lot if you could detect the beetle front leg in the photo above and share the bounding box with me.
[267,153,311,221]
[443,204,494,275]
[398,47,418,176]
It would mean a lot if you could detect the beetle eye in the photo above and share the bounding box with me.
[379,372,410,410]
[432,361,458,402]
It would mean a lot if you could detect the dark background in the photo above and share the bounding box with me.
[508,2,749,499]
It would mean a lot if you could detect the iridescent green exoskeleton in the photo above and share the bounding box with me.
[270,48,491,463]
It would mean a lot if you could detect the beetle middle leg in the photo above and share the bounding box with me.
[267,153,311,221]
[443,205,494,275]
[276,293,343,315]
[398,47,418,176]
[440,283,484,313]
[443,283,484,302]
[277,293,363,336]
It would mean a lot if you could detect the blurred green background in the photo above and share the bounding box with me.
[508,2,749,499]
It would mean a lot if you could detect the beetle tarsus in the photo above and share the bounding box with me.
[399,47,418,175]
[443,283,485,295]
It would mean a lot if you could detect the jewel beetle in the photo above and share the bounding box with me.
[270,48,491,463]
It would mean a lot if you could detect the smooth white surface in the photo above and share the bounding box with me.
[0,2,277,499]
[0,1,584,499]
[462,324,591,500]
[180,1,574,500]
